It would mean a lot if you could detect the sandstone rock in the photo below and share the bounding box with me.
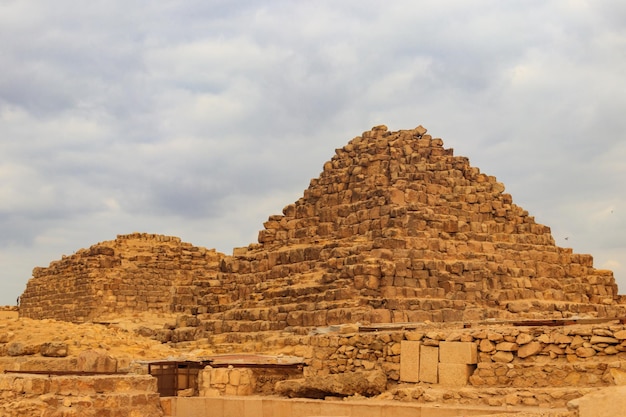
[575,347,596,358]
[568,386,626,417]
[570,335,586,349]
[78,349,117,372]
[553,333,573,344]
[487,333,504,342]
[40,342,68,358]
[171,327,197,343]
[492,351,514,363]
[507,300,532,313]
[517,341,543,358]
[276,370,387,398]
[479,339,495,353]
[515,333,534,345]
[6,342,37,357]
[135,326,156,338]
[495,342,518,352]
[590,336,619,345]
[613,330,626,340]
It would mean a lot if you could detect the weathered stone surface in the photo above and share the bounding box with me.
[613,330,626,340]
[492,351,514,363]
[568,386,626,417]
[276,370,387,398]
[507,300,533,313]
[40,342,68,358]
[590,336,619,345]
[575,347,596,358]
[0,374,162,417]
[517,341,543,358]
[516,333,534,345]
[496,342,518,352]
[479,339,496,353]
[77,349,117,372]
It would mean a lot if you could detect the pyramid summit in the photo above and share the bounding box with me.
[19,125,624,330]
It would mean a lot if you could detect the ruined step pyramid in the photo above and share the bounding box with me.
[198,125,624,334]
[19,233,225,322]
[18,125,624,331]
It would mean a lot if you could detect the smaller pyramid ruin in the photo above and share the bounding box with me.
[19,125,624,330]
[19,233,224,322]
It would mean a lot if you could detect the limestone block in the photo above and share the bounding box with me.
[399,341,420,383]
[517,341,543,358]
[515,333,534,345]
[438,363,476,386]
[77,349,117,373]
[613,330,626,340]
[419,345,438,383]
[590,335,619,345]
[479,339,495,353]
[492,351,514,363]
[495,342,518,352]
[439,341,477,364]
[576,347,596,358]
[211,368,230,385]
[568,386,626,417]
[40,342,68,358]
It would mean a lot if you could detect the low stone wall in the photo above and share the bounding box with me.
[199,367,257,396]
[301,321,626,390]
[198,366,305,397]
[0,373,163,417]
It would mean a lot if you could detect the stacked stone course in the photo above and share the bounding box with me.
[220,321,623,410]
[19,233,225,322]
[0,374,163,417]
[298,322,626,389]
[198,125,623,335]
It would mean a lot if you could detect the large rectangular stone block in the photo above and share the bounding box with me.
[319,401,351,416]
[439,341,477,364]
[438,363,476,386]
[419,345,439,383]
[351,403,383,417]
[399,341,421,383]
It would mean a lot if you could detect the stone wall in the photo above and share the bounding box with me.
[19,233,225,322]
[286,321,626,391]
[198,366,304,397]
[0,374,163,417]
[199,367,257,396]
[190,321,623,410]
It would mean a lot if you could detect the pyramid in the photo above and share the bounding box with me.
[19,233,225,322]
[200,125,623,333]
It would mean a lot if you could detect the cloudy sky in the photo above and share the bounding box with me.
[1,1,625,306]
